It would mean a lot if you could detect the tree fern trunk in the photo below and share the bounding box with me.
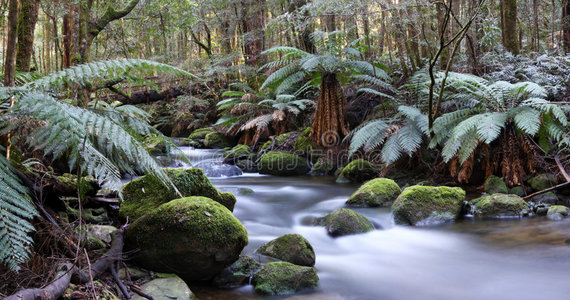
[310,72,349,147]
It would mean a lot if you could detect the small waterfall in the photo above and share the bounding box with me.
[159,146,243,178]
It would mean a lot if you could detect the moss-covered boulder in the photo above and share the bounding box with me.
[509,186,526,197]
[531,191,559,205]
[484,175,508,194]
[469,193,530,217]
[251,262,319,295]
[223,145,253,164]
[546,205,570,221]
[204,132,234,149]
[346,178,401,207]
[318,208,374,237]
[336,159,381,183]
[125,197,248,281]
[55,173,98,196]
[189,128,216,140]
[528,174,557,191]
[212,256,261,288]
[131,275,197,300]
[392,185,466,226]
[236,159,258,173]
[119,168,236,220]
[310,157,335,176]
[255,234,315,267]
[258,151,311,176]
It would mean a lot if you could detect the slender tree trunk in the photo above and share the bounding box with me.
[242,0,266,67]
[437,1,450,68]
[501,0,519,54]
[563,0,570,53]
[3,0,18,87]
[532,0,539,51]
[15,0,39,71]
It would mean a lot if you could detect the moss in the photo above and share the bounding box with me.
[310,157,334,176]
[336,159,381,183]
[212,256,261,288]
[531,191,559,204]
[119,168,235,220]
[321,208,374,237]
[84,236,106,251]
[509,186,526,197]
[56,173,97,196]
[392,185,465,226]
[258,151,311,176]
[484,175,508,194]
[470,193,529,217]
[125,197,248,281]
[259,140,273,152]
[301,127,311,137]
[218,192,237,210]
[528,174,557,191]
[255,234,315,267]
[223,145,252,163]
[546,205,570,221]
[252,262,319,296]
[236,159,258,173]
[346,178,401,207]
[204,132,234,149]
[65,202,108,223]
[188,128,216,140]
[293,136,313,153]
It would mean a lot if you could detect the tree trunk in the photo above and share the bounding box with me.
[501,0,519,55]
[3,0,18,87]
[532,0,539,51]
[242,0,266,67]
[563,0,570,53]
[15,0,39,72]
[436,1,450,69]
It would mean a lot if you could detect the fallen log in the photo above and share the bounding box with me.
[4,263,74,300]
[523,181,570,200]
[74,226,126,283]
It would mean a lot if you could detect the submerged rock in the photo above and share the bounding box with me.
[336,159,381,183]
[484,175,508,195]
[251,262,319,295]
[255,234,316,266]
[392,185,465,226]
[212,256,261,288]
[469,193,530,217]
[258,151,311,176]
[346,178,401,207]
[531,191,559,205]
[131,275,197,300]
[125,197,248,281]
[319,208,374,237]
[119,168,236,220]
[546,205,570,221]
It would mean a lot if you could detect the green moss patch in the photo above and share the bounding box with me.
[346,178,401,207]
[484,175,508,194]
[336,159,381,183]
[469,193,529,217]
[392,185,465,226]
[321,208,374,237]
[258,151,310,176]
[255,234,315,267]
[252,262,318,296]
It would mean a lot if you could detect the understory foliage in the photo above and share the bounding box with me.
[0,59,193,271]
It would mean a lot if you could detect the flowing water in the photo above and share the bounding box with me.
[170,148,570,300]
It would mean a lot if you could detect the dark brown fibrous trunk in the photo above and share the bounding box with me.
[563,0,570,53]
[16,0,40,72]
[3,0,19,87]
[309,72,349,147]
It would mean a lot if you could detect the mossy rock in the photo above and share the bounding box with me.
[131,275,197,300]
[310,157,335,176]
[319,208,374,237]
[65,202,108,224]
[546,205,570,221]
[212,256,261,288]
[236,159,258,173]
[509,186,526,197]
[251,262,319,296]
[392,185,465,226]
[255,234,316,267]
[336,159,381,183]
[258,151,311,176]
[223,145,253,164]
[531,191,559,205]
[188,128,216,140]
[83,236,106,251]
[119,168,236,220]
[204,132,234,149]
[484,175,508,194]
[528,174,557,191]
[56,173,98,197]
[469,193,530,217]
[125,197,248,281]
[346,178,401,207]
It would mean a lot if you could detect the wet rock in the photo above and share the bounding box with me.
[188,128,216,140]
[484,175,508,194]
[119,168,236,220]
[469,193,530,217]
[546,205,570,221]
[528,174,557,191]
[85,225,117,244]
[346,178,401,207]
[319,208,374,237]
[84,237,106,250]
[204,132,234,149]
[531,191,559,205]
[252,262,319,296]
[255,234,316,266]
[509,186,526,197]
[55,173,98,197]
[534,204,550,216]
[236,159,258,173]
[131,275,197,300]
[223,145,253,164]
[212,256,261,288]
[118,267,148,281]
[310,157,335,176]
[258,151,311,176]
[392,185,465,226]
[125,197,248,281]
[336,159,381,183]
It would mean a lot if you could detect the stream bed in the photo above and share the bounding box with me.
[168,148,570,300]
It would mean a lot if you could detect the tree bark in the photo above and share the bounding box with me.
[501,0,519,54]
[563,0,570,53]
[242,0,266,67]
[3,0,19,87]
[15,0,39,71]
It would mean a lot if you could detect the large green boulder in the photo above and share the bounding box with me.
[392,185,466,226]
[212,256,261,288]
[546,205,570,221]
[223,144,253,164]
[484,175,508,194]
[346,178,401,207]
[469,193,530,217]
[528,174,557,191]
[320,208,374,237]
[255,234,315,267]
[251,262,319,295]
[188,128,216,140]
[131,275,197,300]
[119,168,236,220]
[204,132,234,149]
[336,159,381,183]
[125,197,248,281]
[258,151,311,176]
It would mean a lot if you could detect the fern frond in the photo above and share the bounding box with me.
[348,119,390,156]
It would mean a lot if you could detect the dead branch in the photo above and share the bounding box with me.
[74,227,126,283]
[4,263,74,300]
